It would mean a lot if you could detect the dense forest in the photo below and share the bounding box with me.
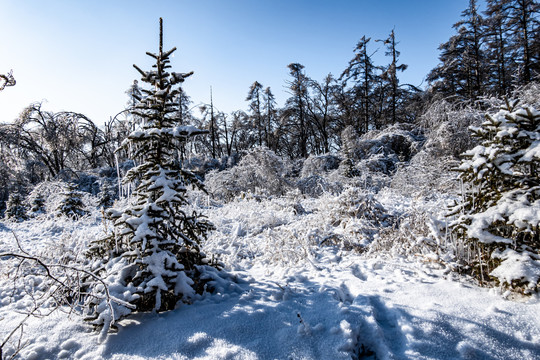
[0,0,539,359]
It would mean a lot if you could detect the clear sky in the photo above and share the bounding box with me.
[0,0,469,125]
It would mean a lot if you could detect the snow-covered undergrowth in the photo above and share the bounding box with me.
[201,187,391,268]
[1,187,539,359]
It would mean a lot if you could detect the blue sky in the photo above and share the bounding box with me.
[0,0,468,125]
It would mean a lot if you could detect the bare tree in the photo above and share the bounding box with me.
[0,103,103,179]
[0,70,15,92]
[306,74,340,154]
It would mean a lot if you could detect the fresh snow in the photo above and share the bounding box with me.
[1,193,539,360]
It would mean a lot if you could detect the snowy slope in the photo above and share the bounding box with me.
[1,194,539,360]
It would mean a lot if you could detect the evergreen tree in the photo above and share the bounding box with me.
[175,87,192,126]
[458,0,486,98]
[340,35,377,134]
[263,87,277,151]
[450,99,540,290]
[4,193,28,221]
[505,0,540,84]
[29,195,46,216]
[125,79,143,133]
[126,79,142,109]
[246,81,265,147]
[484,0,513,95]
[86,19,217,328]
[429,0,486,100]
[174,87,193,162]
[98,179,117,210]
[56,182,87,219]
[284,63,310,158]
[378,29,409,125]
[228,110,250,154]
[198,88,221,158]
[427,33,465,97]
[429,0,539,99]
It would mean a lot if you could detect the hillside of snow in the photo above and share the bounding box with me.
[1,189,539,360]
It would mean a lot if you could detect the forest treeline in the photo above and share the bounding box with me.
[0,0,538,204]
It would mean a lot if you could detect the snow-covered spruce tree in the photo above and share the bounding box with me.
[98,179,116,210]
[449,99,540,292]
[4,193,28,222]
[85,19,217,330]
[29,195,46,216]
[56,182,87,219]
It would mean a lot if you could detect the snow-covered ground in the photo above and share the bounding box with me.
[1,193,539,360]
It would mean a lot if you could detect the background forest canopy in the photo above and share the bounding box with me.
[0,0,538,195]
[0,0,537,189]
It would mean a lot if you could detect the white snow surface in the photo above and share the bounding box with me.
[1,194,539,360]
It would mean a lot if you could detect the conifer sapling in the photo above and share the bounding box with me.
[85,19,218,333]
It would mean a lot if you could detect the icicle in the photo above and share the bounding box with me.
[123,183,131,199]
[115,153,122,199]
[478,244,484,285]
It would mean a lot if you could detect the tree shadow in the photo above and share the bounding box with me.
[100,276,363,359]
[395,303,539,359]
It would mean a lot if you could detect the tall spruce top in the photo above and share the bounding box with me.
[130,18,195,132]
[159,17,163,55]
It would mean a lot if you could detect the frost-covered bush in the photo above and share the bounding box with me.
[352,123,423,172]
[297,174,337,197]
[24,181,97,219]
[201,193,314,267]
[392,99,482,198]
[206,147,291,201]
[300,154,341,178]
[339,158,361,178]
[329,187,390,225]
[26,181,67,215]
[76,172,100,195]
[340,125,359,160]
[184,155,222,177]
[368,200,453,265]
[336,124,423,193]
[511,81,540,109]
[295,155,349,197]
[418,99,481,158]
[450,99,540,292]
[391,152,460,198]
[0,206,126,352]
[317,187,392,250]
